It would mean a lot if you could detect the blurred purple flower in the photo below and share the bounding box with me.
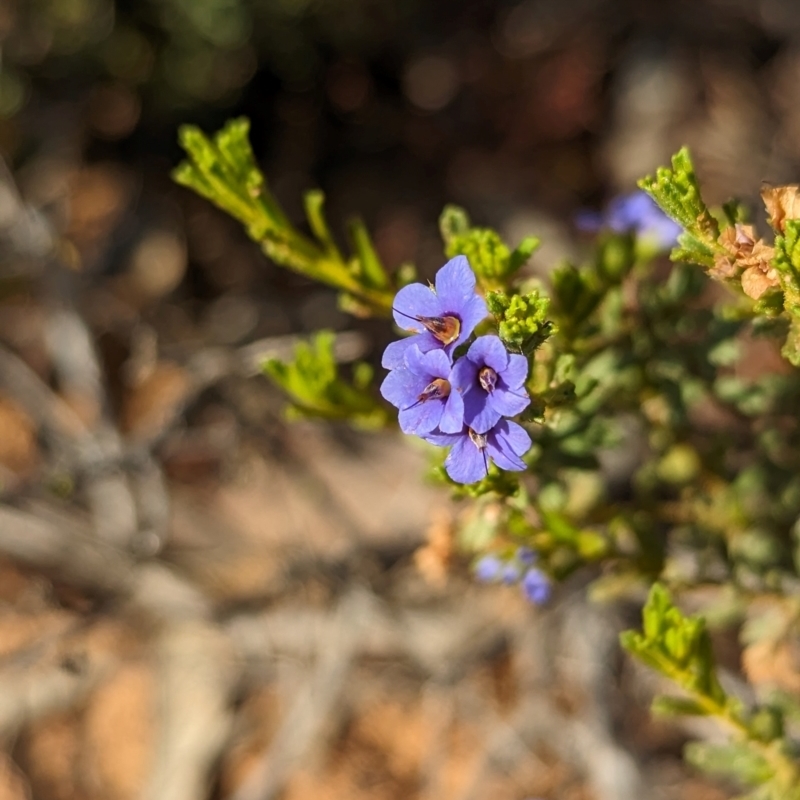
[521,567,551,605]
[516,546,536,565]
[380,345,464,435]
[451,335,530,434]
[382,255,488,369]
[576,190,682,250]
[474,554,504,582]
[502,561,523,584]
[424,419,532,484]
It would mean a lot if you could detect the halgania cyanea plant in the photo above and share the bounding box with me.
[175,119,800,799]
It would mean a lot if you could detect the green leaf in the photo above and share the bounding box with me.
[638,147,720,268]
[174,118,396,317]
[304,190,342,259]
[347,218,390,290]
[262,331,387,427]
[638,147,717,239]
[651,695,710,717]
[440,205,539,287]
[684,741,775,786]
[642,582,672,640]
[439,204,471,246]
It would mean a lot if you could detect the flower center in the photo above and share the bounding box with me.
[478,366,497,393]
[418,378,451,403]
[468,428,487,449]
[416,314,461,345]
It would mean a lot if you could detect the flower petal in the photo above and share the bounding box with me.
[399,396,443,435]
[382,334,438,369]
[488,384,529,417]
[392,283,441,331]
[487,441,525,471]
[422,429,462,447]
[433,255,477,312]
[468,335,508,372]
[454,293,489,346]
[463,388,502,434]
[445,434,488,484]
[439,387,464,433]
[503,354,529,389]
[450,356,479,395]
[380,367,420,409]
[406,345,451,378]
[486,420,531,470]
[494,419,532,457]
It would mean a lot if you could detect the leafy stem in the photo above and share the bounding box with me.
[173,118,395,317]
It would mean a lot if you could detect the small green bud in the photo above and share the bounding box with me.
[439,205,539,288]
[487,289,553,354]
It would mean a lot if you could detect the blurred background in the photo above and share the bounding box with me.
[1,1,799,799]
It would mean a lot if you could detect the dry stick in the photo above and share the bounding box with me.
[0,649,116,739]
[127,453,172,555]
[229,587,373,800]
[43,295,139,548]
[452,593,645,800]
[0,503,133,594]
[0,155,152,550]
[141,621,239,800]
[0,157,54,270]
[0,503,212,622]
[0,344,90,453]
[225,594,507,679]
[555,597,645,800]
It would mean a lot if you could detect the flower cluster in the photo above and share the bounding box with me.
[473,547,551,605]
[381,256,532,484]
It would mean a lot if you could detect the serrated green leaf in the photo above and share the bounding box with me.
[638,148,719,263]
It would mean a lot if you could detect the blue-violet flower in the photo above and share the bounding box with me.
[576,190,681,250]
[521,567,551,605]
[451,335,530,434]
[425,419,532,484]
[379,345,464,435]
[473,554,504,582]
[382,255,488,369]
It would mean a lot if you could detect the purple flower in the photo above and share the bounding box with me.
[382,255,488,369]
[451,336,530,434]
[521,567,551,605]
[516,546,536,566]
[474,554,504,582]
[425,419,532,484]
[576,190,681,250]
[380,345,464,435]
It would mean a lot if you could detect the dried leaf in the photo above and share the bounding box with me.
[741,265,776,299]
[713,224,778,297]
[762,185,800,233]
